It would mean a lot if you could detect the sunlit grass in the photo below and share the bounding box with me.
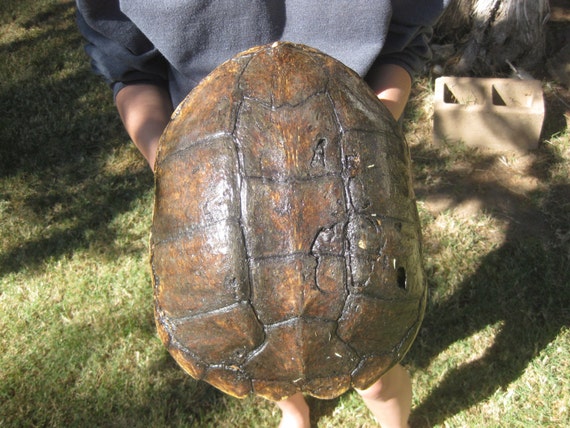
[1,1,569,427]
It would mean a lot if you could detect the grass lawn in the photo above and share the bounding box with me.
[1,1,569,426]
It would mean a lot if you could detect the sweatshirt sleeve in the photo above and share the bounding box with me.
[373,0,449,77]
[75,0,169,98]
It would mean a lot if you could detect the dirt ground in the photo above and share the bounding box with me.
[412,3,570,246]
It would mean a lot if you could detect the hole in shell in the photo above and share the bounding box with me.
[397,266,407,290]
[311,137,327,167]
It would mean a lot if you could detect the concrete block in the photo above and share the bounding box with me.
[433,77,545,152]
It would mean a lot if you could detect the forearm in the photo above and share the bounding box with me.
[115,84,174,170]
[367,64,412,121]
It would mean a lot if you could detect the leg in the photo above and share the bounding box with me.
[275,392,310,428]
[355,364,412,428]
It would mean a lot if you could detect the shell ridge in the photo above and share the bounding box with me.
[153,307,209,381]
[239,171,341,184]
[349,350,394,387]
[167,301,244,323]
[159,131,233,160]
[240,89,330,110]
[229,76,266,344]
[150,217,242,246]
[320,82,356,303]
[168,336,206,363]
[262,314,350,328]
[391,288,427,360]
[310,221,347,294]
[325,91,347,134]
[249,251,334,263]
[349,213,385,292]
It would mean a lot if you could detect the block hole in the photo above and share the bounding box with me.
[443,83,484,105]
[491,86,507,106]
[491,84,533,107]
[443,84,459,104]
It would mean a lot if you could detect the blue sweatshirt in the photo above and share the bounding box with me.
[76,0,448,107]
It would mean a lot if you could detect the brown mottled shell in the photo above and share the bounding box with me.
[150,42,426,401]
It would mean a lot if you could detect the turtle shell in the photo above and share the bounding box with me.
[150,42,426,401]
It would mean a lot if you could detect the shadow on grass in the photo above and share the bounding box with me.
[411,224,569,426]
[0,305,220,426]
[0,1,153,275]
[406,88,570,426]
